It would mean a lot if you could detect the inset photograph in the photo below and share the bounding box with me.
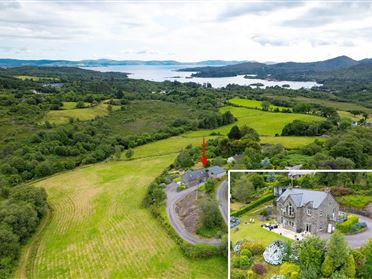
[229,171,372,279]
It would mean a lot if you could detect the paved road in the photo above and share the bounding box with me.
[216,180,228,224]
[319,214,372,248]
[165,182,222,246]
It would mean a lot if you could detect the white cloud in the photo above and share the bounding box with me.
[0,0,371,61]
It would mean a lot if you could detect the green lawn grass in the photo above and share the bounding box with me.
[44,102,120,124]
[231,203,291,246]
[228,98,289,111]
[14,75,58,81]
[260,136,325,149]
[16,136,227,279]
[336,195,372,209]
[61,102,90,110]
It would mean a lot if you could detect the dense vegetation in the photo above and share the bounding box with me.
[0,185,47,278]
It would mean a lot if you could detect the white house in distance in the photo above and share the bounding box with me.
[207,166,226,179]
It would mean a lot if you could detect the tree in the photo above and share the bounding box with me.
[115,89,124,99]
[228,125,241,140]
[114,145,121,161]
[341,254,356,278]
[9,185,47,217]
[298,236,326,278]
[261,101,270,111]
[76,101,85,108]
[249,174,265,189]
[240,125,259,142]
[199,198,223,229]
[125,148,134,159]
[204,179,215,193]
[321,255,334,277]
[107,104,113,112]
[327,230,349,269]
[232,175,255,203]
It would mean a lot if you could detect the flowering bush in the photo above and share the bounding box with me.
[252,263,267,275]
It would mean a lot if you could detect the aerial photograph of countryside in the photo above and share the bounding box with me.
[230,171,372,279]
[0,0,372,278]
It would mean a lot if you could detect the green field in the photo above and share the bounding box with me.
[15,137,227,279]
[186,106,324,148]
[14,75,58,81]
[336,195,372,209]
[267,95,372,114]
[44,102,120,124]
[230,203,291,246]
[228,98,289,111]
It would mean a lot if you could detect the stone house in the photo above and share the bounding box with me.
[181,169,208,187]
[276,188,339,234]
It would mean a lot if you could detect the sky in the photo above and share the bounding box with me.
[1,0,372,62]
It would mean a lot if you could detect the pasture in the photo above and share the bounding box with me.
[44,102,120,124]
[186,106,324,148]
[15,137,227,279]
[228,98,289,111]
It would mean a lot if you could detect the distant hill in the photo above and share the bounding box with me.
[179,56,361,79]
[0,59,245,68]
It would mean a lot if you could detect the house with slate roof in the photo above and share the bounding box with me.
[181,169,208,187]
[207,166,226,179]
[276,188,339,234]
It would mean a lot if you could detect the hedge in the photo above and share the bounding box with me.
[336,214,359,233]
[231,194,275,217]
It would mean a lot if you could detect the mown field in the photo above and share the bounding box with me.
[228,97,289,111]
[186,106,324,148]
[44,102,121,124]
[14,136,227,279]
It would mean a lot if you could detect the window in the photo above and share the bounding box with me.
[307,208,311,216]
[320,210,323,216]
[287,203,294,216]
[320,223,323,230]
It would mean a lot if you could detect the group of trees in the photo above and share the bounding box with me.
[281,119,335,136]
[0,185,47,277]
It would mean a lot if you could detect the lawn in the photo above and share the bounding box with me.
[61,101,90,110]
[228,98,290,111]
[336,195,372,209]
[15,136,227,279]
[230,203,291,246]
[260,136,325,149]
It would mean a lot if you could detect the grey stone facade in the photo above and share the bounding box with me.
[276,188,339,234]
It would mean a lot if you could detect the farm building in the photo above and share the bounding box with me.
[276,188,340,234]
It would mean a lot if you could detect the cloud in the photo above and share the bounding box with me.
[251,35,290,47]
[218,0,304,21]
[283,2,372,28]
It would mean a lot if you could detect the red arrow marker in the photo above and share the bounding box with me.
[201,137,207,166]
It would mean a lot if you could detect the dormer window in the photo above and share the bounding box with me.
[307,209,311,216]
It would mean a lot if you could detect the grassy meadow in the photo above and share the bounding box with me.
[44,102,120,124]
[228,97,289,111]
[186,106,324,148]
[15,137,227,279]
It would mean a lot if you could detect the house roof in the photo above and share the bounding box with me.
[182,169,207,182]
[207,166,225,175]
[277,188,329,208]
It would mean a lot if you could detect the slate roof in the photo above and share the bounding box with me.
[182,169,207,183]
[207,166,225,175]
[277,188,329,209]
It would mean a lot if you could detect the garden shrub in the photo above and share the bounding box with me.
[279,263,300,277]
[341,254,356,278]
[240,249,252,258]
[290,271,299,279]
[230,269,246,279]
[239,255,252,269]
[351,249,366,269]
[246,270,254,279]
[240,241,265,255]
[252,263,267,275]
[336,215,359,233]
[231,256,240,268]
[321,255,334,277]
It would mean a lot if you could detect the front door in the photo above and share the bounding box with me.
[327,223,332,233]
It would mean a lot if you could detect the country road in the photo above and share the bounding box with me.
[165,182,222,246]
[216,180,228,224]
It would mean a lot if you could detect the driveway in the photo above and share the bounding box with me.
[216,180,228,224]
[319,214,372,248]
[165,182,222,246]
